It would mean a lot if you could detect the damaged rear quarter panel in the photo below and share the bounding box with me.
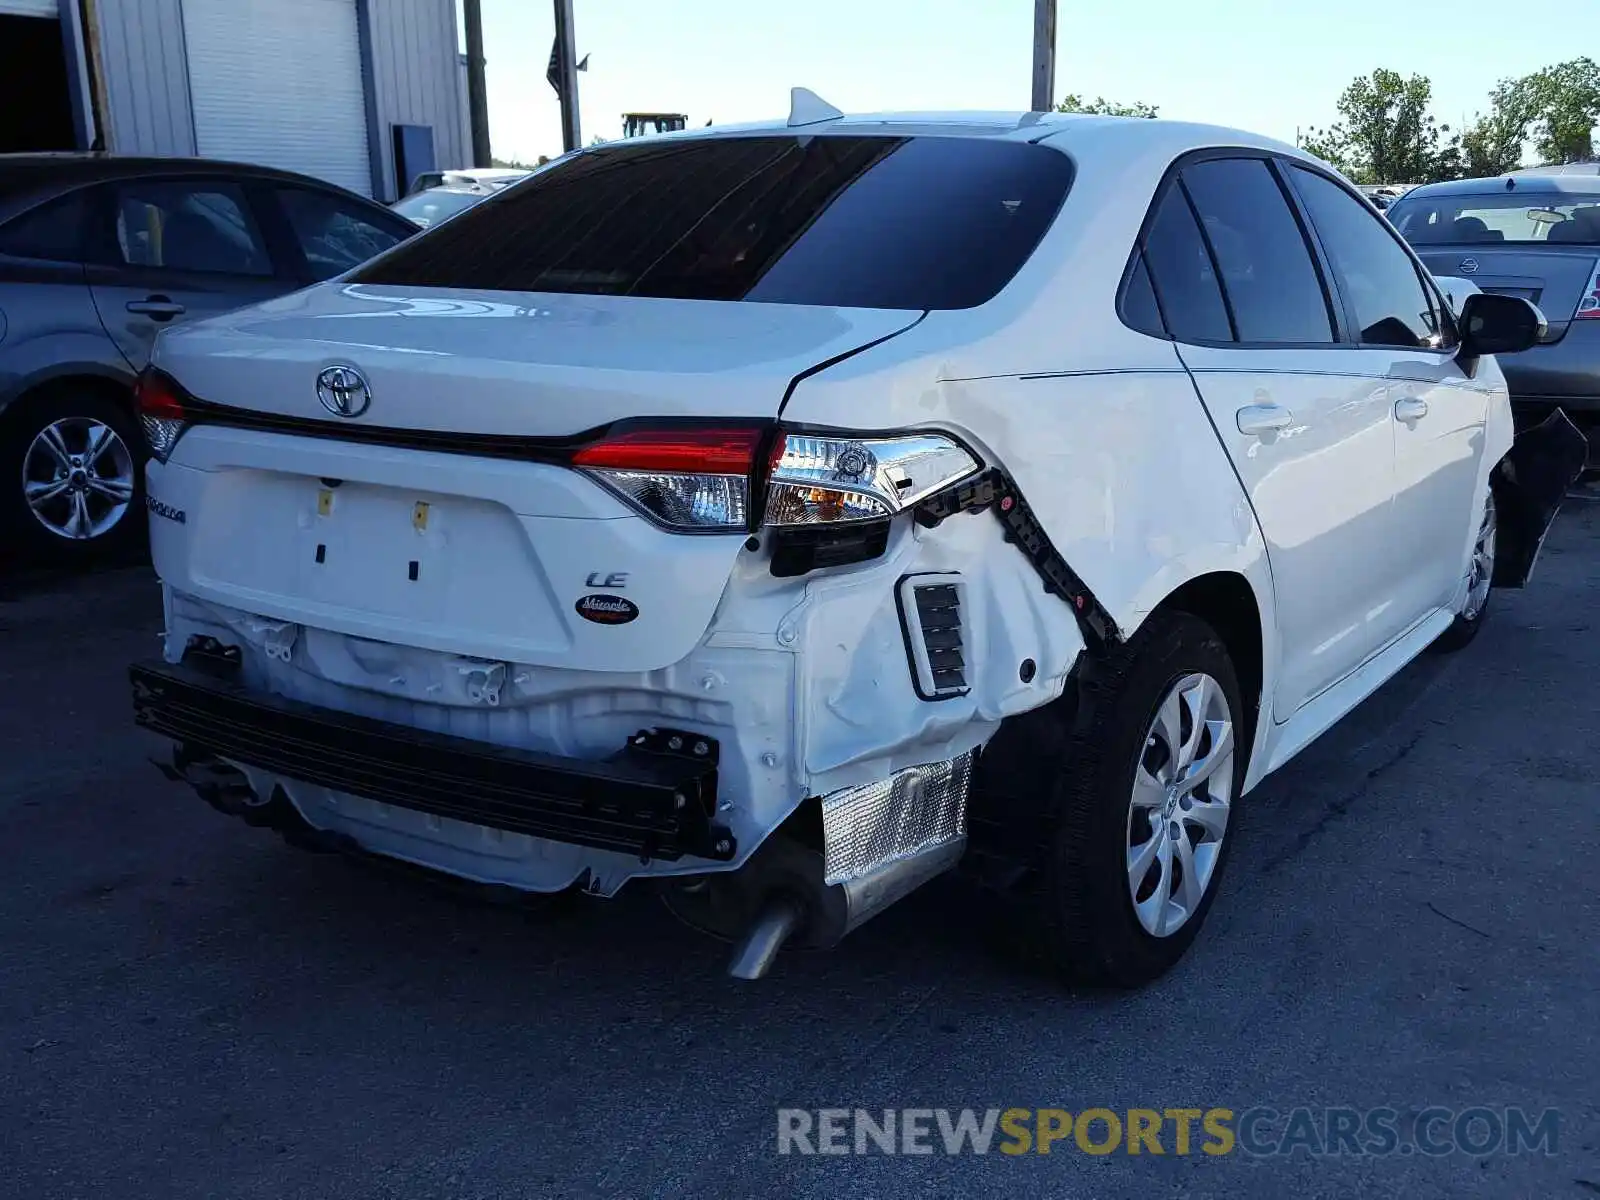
[782,329,1279,790]
[704,509,1086,801]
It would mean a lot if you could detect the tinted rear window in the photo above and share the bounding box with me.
[353,135,1074,310]
[1141,184,1233,343]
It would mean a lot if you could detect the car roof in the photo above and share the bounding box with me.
[1398,172,1600,201]
[0,152,380,219]
[586,109,1302,163]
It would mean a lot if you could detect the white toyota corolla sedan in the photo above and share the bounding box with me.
[129,93,1582,986]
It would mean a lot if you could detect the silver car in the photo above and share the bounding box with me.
[0,154,416,564]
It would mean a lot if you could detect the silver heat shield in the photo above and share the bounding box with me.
[819,750,975,885]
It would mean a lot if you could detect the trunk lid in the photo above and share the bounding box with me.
[152,282,921,435]
[150,285,921,672]
[1418,246,1600,342]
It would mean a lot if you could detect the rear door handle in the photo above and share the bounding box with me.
[126,297,186,321]
[1236,404,1294,436]
[1394,397,1429,422]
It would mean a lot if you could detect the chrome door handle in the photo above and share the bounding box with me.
[126,298,186,320]
[1394,397,1429,422]
[1236,404,1293,435]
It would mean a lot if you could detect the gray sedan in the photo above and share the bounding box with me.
[1388,173,1600,464]
[0,154,416,564]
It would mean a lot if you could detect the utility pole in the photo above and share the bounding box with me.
[1031,0,1056,113]
[463,0,492,167]
[553,0,582,152]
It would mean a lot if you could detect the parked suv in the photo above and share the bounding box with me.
[129,107,1581,985]
[1388,173,1600,464]
[0,154,416,563]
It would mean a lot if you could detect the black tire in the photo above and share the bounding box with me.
[994,611,1246,988]
[0,384,147,567]
[1431,487,1496,654]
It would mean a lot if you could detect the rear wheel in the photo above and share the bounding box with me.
[0,387,145,566]
[1431,487,1495,653]
[1003,611,1245,987]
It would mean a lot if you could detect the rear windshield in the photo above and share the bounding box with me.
[1389,192,1600,245]
[352,135,1075,310]
[391,188,487,229]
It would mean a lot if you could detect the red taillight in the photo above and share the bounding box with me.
[571,426,767,474]
[135,370,189,462]
[571,424,773,532]
[135,370,186,420]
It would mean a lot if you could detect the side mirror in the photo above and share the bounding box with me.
[1458,292,1547,358]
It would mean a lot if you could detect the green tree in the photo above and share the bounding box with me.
[1514,57,1600,164]
[1298,127,1353,176]
[1056,94,1158,119]
[1300,69,1455,184]
[1459,78,1529,178]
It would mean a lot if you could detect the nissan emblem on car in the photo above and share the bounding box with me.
[1459,258,1480,275]
[316,365,372,418]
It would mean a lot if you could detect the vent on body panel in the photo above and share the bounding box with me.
[896,574,969,701]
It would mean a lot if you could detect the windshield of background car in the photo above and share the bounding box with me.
[353,135,1075,309]
[390,188,488,229]
[1388,192,1600,245]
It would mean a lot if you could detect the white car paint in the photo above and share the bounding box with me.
[138,111,1515,936]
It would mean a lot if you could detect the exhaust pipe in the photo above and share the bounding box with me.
[727,897,804,980]
[667,833,967,981]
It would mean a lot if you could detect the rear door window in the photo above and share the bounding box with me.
[353,135,1075,310]
[1179,158,1335,344]
[109,181,272,277]
[1139,183,1233,343]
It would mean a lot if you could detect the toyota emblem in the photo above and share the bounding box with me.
[1458,257,1480,275]
[316,365,371,418]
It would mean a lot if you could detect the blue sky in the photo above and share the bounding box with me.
[472,0,1596,162]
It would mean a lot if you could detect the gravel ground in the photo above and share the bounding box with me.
[2,498,1597,1199]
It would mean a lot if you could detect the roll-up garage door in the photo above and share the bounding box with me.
[180,0,373,196]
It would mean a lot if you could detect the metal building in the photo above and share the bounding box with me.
[0,0,469,201]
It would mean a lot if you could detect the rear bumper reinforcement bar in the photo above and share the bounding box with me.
[130,656,734,862]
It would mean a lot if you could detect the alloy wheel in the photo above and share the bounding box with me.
[1462,490,1497,621]
[1126,672,1236,938]
[21,417,136,541]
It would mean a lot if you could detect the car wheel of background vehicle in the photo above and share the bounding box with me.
[1005,611,1245,988]
[0,385,146,567]
[1431,487,1496,654]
